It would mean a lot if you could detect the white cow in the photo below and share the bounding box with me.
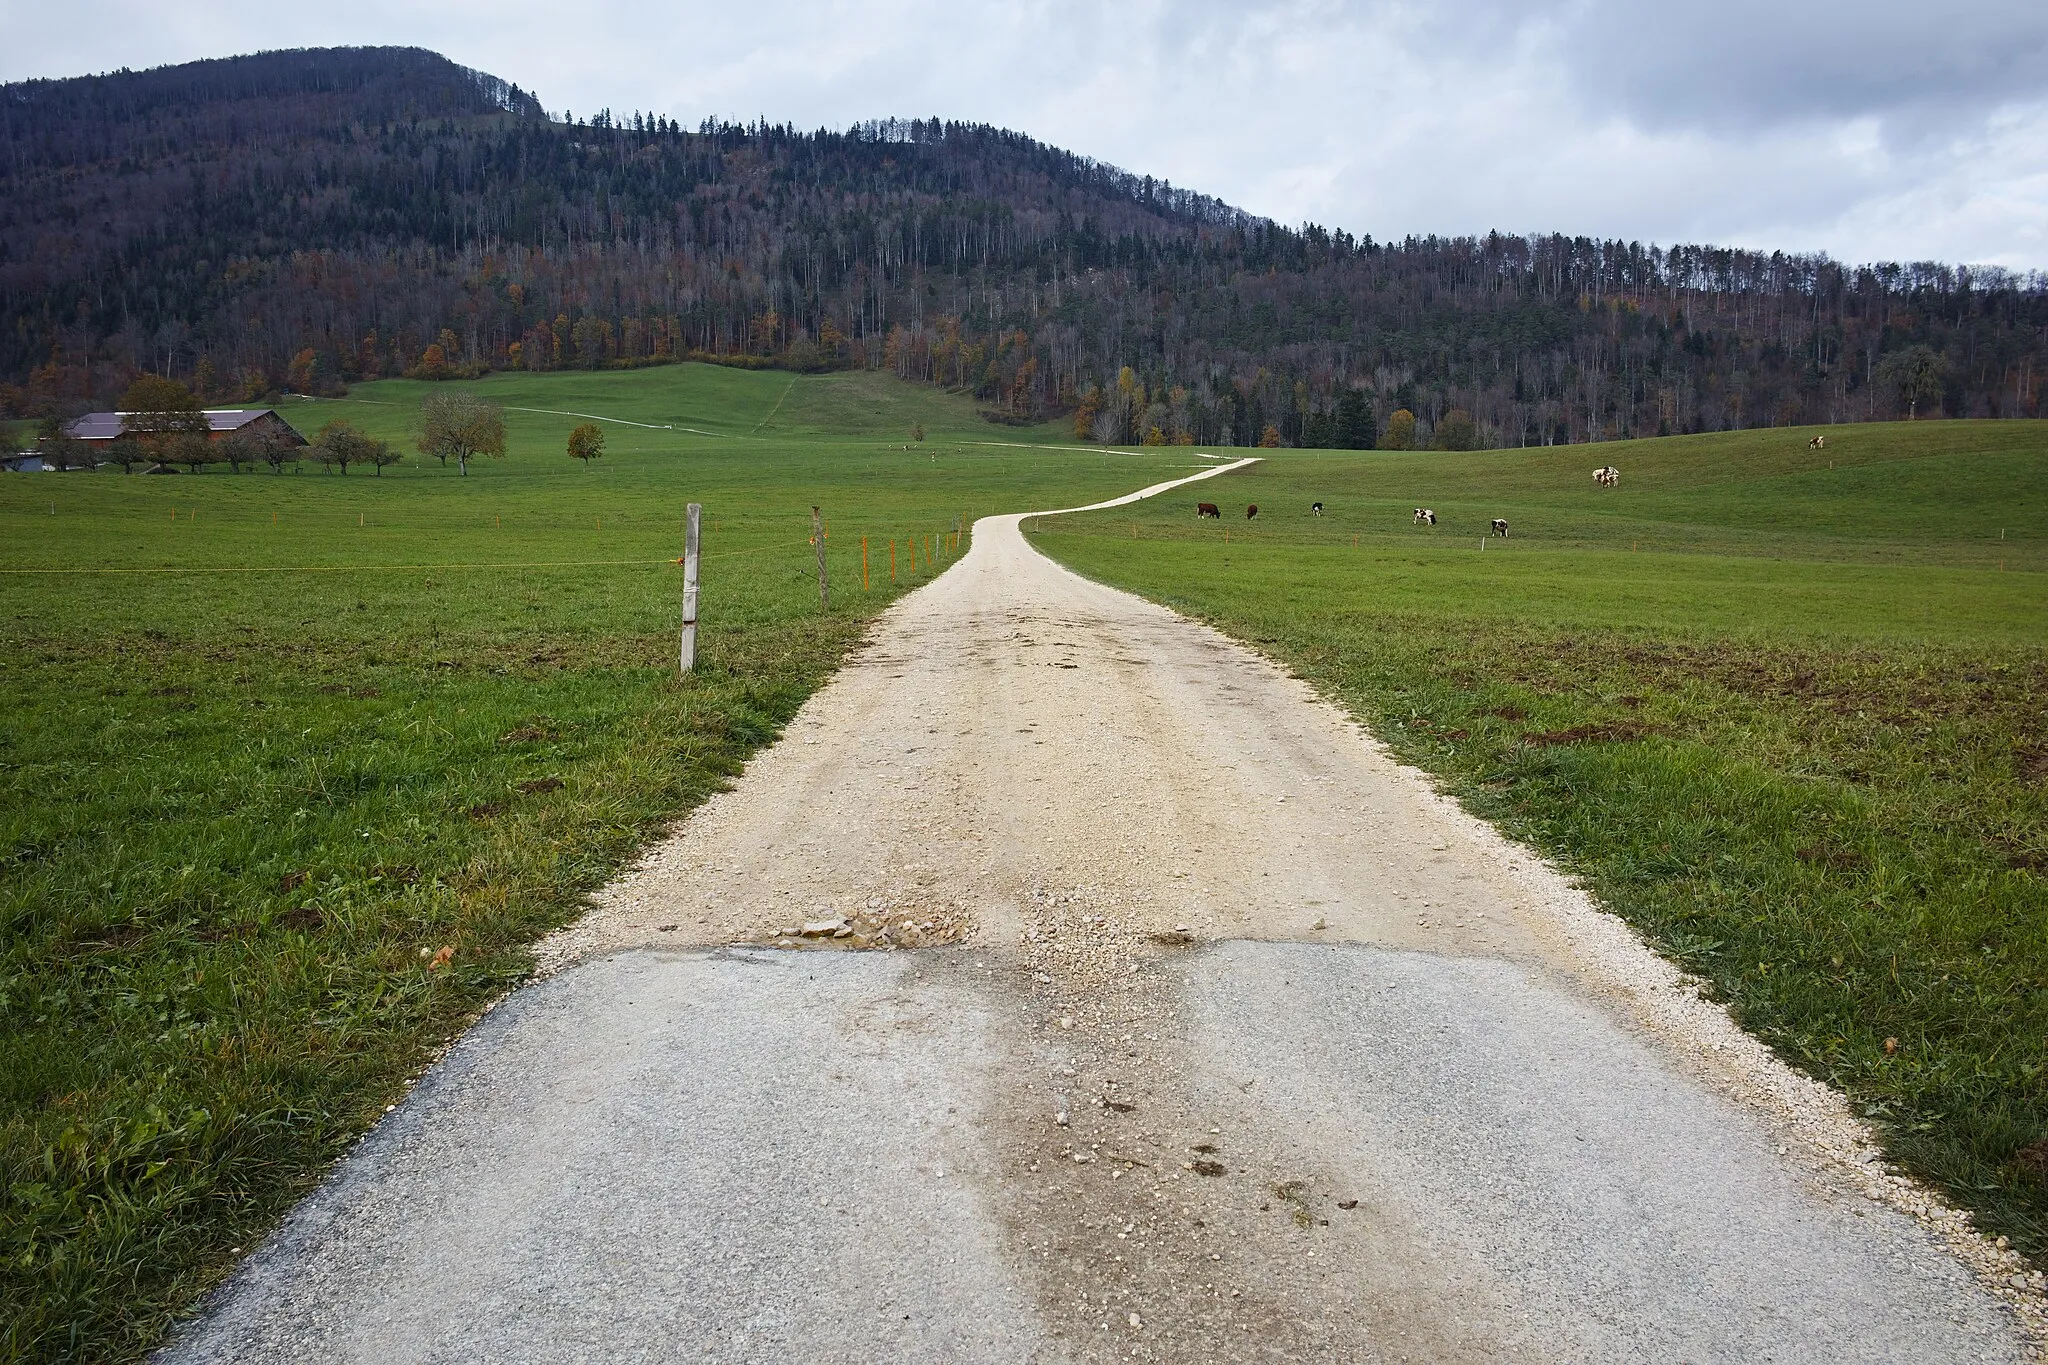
[1592,465,1620,487]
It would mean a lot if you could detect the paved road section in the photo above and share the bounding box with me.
[161,468,2033,1363]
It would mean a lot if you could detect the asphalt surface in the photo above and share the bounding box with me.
[158,466,2034,1363]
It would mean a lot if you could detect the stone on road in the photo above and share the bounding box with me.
[160,476,2033,1363]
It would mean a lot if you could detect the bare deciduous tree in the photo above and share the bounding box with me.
[418,392,506,475]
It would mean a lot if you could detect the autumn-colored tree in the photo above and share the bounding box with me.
[1011,355,1038,412]
[567,422,606,465]
[418,391,506,475]
[1432,409,1478,450]
[121,374,200,415]
[1115,366,1142,444]
[1143,425,1165,446]
[312,419,375,474]
[520,323,550,371]
[1383,408,1418,450]
[571,317,614,369]
[1258,424,1281,448]
[288,348,318,392]
[416,344,450,379]
[911,422,925,443]
[1074,384,1104,440]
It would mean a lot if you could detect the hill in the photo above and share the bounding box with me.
[2,47,2046,450]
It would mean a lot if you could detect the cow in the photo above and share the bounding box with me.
[1490,518,1510,538]
[1593,465,1619,487]
[1808,435,1826,450]
[1413,508,1436,526]
[1311,501,1324,517]
[1197,502,1221,519]
[1246,504,1259,520]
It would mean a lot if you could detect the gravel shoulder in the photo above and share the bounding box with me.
[159,467,2039,1363]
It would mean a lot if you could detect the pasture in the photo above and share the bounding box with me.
[0,363,1188,1363]
[1039,420,2048,1257]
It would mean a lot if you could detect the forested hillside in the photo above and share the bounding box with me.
[4,46,2045,447]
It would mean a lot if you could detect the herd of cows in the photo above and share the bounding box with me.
[1193,464,1623,540]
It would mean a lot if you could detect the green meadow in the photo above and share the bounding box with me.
[6,380,2046,1361]
[0,364,1190,1364]
[1039,419,2048,1256]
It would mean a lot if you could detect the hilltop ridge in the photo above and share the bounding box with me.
[3,46,2044,446]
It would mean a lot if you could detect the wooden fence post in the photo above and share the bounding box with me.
[679,502,701,674]
[862,536,870,591]
[812,505,829,609]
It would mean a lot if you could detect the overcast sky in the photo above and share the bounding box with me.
[7,0,2047,269]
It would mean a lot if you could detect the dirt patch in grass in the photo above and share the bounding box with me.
[1521,722,1656,746]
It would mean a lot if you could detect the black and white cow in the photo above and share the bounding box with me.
[1413,507,1437,526]
[1490,518,1510,538]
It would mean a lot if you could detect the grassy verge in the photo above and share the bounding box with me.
[1038,422,2048,1255]
[0,364,1186,1363]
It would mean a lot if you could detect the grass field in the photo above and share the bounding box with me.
[0,364,1187,1364]
[8,388,2046,1359]
[1038,419,2048,1257]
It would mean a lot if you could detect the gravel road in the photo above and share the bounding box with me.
[160,463,2037,1363]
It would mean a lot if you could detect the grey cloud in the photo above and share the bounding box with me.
[1535,0,2048,134]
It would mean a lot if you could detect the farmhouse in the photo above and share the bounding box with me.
[64,409,306,447]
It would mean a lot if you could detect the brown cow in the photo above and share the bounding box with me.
[1246,504,1259,520]
[1197,502,1221,518]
